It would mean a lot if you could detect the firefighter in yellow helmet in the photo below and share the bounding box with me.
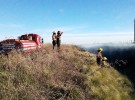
[96,48,103,65]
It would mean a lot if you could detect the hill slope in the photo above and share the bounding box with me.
[0,44,134,100]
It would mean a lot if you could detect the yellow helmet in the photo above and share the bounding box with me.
[102,57,107,61]
[98,48,103,51]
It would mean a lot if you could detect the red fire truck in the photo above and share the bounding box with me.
[0,33,44,54]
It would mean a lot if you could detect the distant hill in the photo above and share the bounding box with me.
[0,44,134,100]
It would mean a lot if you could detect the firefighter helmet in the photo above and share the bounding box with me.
[102,57,107,61]
[98,48,103,51]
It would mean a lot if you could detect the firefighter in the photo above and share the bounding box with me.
[52,31,57,49]
[57,31,63,50]
[96,48,103,66]
[101,57,107,67]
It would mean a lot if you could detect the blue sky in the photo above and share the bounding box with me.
[0,0,135,44]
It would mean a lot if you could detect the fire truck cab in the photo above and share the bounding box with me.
[0,33,44,54]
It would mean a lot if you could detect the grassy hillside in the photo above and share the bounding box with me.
[85,45,135,90]
[0,44,134,100]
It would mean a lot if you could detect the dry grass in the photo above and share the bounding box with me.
[0,44,134,100]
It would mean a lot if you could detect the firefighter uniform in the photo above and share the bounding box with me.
[96,48,103,65]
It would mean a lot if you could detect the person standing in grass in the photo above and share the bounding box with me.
[56,31,63,50]
[52,31,57,49]
[96,48,103,66]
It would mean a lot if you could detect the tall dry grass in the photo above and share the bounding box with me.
[0,44,134,100]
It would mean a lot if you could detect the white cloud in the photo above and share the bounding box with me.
[61,31,133,44]
[22,24,134,44]
[0,24,133,45]
[42,30,133,45]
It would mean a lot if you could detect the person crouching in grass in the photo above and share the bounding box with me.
[101,57,107,67]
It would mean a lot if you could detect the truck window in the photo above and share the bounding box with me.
[42,38,44,43]
[40,37,44,43]
[20,35,24,40]
[29,36,32,40]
